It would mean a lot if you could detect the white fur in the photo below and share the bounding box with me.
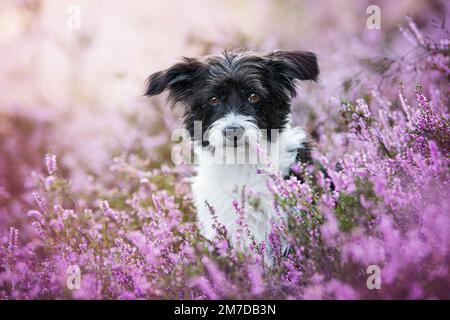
[191,123,307,250]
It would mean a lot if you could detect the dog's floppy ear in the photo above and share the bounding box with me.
[145,57,205,103]
[265,51,319,97]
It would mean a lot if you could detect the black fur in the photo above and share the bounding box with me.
[145,50,319,143]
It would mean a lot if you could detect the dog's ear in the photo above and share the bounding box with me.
[265,51,319,97]
[145,57,205,103]
[266,51,319,81]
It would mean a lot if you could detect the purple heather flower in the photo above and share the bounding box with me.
[45,152,57,175]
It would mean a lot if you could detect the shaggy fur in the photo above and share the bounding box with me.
[145,50,319,254]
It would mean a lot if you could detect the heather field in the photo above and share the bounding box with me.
[0,0,449,299]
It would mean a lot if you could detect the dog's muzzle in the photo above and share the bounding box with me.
[223,125,245,147]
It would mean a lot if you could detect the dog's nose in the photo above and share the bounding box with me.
[223,125,245,140]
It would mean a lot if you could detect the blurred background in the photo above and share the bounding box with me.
[0,0,446,229]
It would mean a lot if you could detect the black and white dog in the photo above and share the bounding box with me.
[145,50,319,251]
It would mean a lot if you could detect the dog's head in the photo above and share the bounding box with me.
[145,50,319,149]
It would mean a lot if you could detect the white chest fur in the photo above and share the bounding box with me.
[191,127,307,248]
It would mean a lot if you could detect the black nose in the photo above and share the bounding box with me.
[223,125,245,140]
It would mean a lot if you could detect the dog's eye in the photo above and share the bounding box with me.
[248,93,260,103]
[208,96,220,106]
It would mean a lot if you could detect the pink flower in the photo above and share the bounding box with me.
[45,152,57,175]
